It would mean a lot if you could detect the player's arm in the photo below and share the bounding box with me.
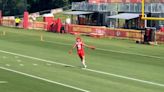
[83,43,95,50]
[69,44,76,54]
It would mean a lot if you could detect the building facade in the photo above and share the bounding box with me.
[71,0,164,29]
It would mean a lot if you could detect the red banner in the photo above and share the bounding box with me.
[23,11,29,29]
[156,33,164,43]
[67,24,142,40]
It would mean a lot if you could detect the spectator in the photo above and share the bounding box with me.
[60,24,66,33]
[160,25,164,32]
[144,28,151,42]
[31,14,36,22]
[50,22,56,32]
[15,17,21,27]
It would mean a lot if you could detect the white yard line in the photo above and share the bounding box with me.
[0,81,8,84]
[0,67,90,92]
[96,48,164,59]
[84,68,164,87]
[0,49,164,88]
[0,50,74,68]
[45,41,164,60]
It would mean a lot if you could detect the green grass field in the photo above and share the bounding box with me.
[0,26,164,92]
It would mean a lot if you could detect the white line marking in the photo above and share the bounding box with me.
[83,68,164,87]
[0,50,74,68]
[0,81,8,84]
[46,63,52,66]
[17,60,22,62]
[5,64,10,67]
[96,48,164,59]
[2,56,7,59]
[0,50,164,87]
[33,64,38,66]
[0,67,89,92]
[15,56,19,59]
[19,64,24,66]
[45,41,164,59]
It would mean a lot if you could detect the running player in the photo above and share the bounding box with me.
[69,37,95,68]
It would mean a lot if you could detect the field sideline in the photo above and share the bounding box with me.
[0,26,164,92]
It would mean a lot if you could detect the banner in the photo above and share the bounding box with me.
[68,24,142,40]
[71,25,92,33]
[127,31,142,39]
[156,32,164,43]
[28,21,47,30]
[1,19,15,27]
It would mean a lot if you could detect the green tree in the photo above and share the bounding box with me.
[1,0,27,16]
[27,0,69,13]
[1,0,85,15]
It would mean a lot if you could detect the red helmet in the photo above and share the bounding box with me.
[76,37,81,41]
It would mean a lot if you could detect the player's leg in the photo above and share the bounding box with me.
[78,54,86,68]
[79,55,84,67]
[78,51,87,68]
[81,56,87,68]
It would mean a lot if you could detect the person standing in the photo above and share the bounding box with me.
[160,25,164,32]
[15,17,21,27]
[69,37,95,68]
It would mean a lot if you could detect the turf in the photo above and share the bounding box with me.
[0,26,164,92]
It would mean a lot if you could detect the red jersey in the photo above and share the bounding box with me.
[76,42,84,51]
[76,41,85,58]
[160,27,164,32]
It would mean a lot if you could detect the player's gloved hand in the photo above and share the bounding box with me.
[90,46,96,50]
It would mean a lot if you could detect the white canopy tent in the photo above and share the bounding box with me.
[63,11,94,24]
[107,13,140,20]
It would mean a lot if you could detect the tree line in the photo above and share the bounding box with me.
[0,0,85,16]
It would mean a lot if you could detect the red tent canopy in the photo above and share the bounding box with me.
[56,18,62,33]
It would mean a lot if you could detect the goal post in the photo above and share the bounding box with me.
[140,0,164,44]
[141,0,164,21]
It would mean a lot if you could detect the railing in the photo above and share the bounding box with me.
[72,2,164,13]
[88,0,164,3]
[72,2,117,12]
